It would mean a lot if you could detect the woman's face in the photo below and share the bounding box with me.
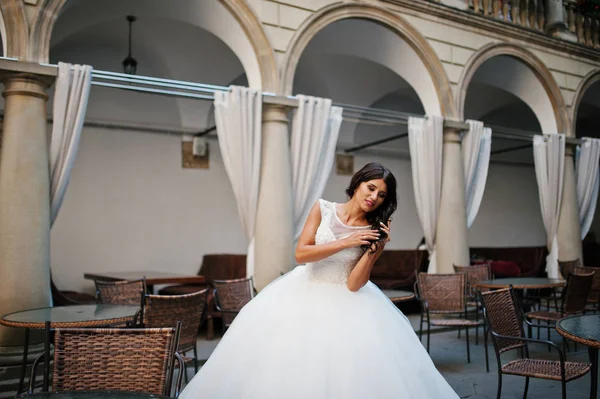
[354,179,387,212]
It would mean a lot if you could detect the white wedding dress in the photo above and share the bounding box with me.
[180,199,459,399]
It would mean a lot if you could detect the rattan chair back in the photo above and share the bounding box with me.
[213,277,254,327]
[143,289,208,353]
[574,266,600,303]
[52,325,181,396]
[558,259,581,279]
[561,271,594,315]
[453,263,492,298]
[479,287,526,354]
[416,273,466,314]
[95,278,146,306]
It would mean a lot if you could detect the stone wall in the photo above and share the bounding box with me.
[247,0,600,123]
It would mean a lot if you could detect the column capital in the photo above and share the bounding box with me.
[565,146,575,157]
[442,126,462,143]
[262,103,290,125]
[2,73,52,101]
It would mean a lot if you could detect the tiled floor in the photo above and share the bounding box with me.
[186,314,595,398]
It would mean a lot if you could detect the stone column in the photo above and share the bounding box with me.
[557,146,583,270]
[434,126,470,274]
[0,74,52,346]
[253,104,293,291]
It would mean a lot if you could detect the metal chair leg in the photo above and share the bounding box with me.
[419,311,424,341]
[17,328,30,395]
[523,376,529,399]
[426,322,431,353]
[484,324,489,373]
[465,327,471,363]
[206,318,214,340]
[193,346,199,373]
[496,373,502,399]
[475,309,479,346]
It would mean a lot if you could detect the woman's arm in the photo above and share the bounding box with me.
[346,243,383,292]
[294,201,380,264]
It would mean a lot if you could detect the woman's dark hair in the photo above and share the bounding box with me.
[346,162,397,250]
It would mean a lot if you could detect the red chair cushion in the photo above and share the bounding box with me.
[490,260,521,277]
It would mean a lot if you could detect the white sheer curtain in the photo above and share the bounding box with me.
[214,86,262,277]
[533,134,565,279]
[408,115,443,273]
[576,137,600,239]
[50,62,93,226]
[463,120,492,228]
[291,95,343,240]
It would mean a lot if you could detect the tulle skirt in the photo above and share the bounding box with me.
[180,265,459,399]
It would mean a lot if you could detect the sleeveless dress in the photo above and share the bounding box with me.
[180,199,459,398]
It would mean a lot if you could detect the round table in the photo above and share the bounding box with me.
[557,315,600,399]
[1,304,140,329]
[381,290,415,303]
[474,277,565,290]
[17,391,169,398]
[1,305,140,395]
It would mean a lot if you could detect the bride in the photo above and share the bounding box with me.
[180,162,459,398]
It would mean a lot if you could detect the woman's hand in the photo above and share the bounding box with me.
[347,219,392,292]
[368,219,392,254]
[380,219,392,243]
[343,230,380,248]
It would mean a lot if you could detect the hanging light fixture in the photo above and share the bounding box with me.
[122,15,137,75]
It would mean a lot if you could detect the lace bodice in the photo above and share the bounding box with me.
[307,200,370,285]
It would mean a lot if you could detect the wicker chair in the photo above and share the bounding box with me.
[479,287,591,399]
[416,272,488,371]
[95,278,147,305]
[525,271,594,346]
[213,277,255,333]
[453,263,493,299]
[453,263,492,344]
[524,259,580,314]
[29,323,184,397]
[142,289,209,380]
[558,259,582,279]
[158,254,247,340]
[574,266,600,312]
[95,278,146,326]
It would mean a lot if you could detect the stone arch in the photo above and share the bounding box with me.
[0,0,28,59]
[280,2,455,118]
[213,0,278,92]
[457,42,568,135]
[570,69,600,136]
[32,0,279,91]
[27,0,64,62]
[0,7,7,56]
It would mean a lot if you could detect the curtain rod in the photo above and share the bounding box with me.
[0,57,583,145]
[490,143,532,156]
[66,117,535,167]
